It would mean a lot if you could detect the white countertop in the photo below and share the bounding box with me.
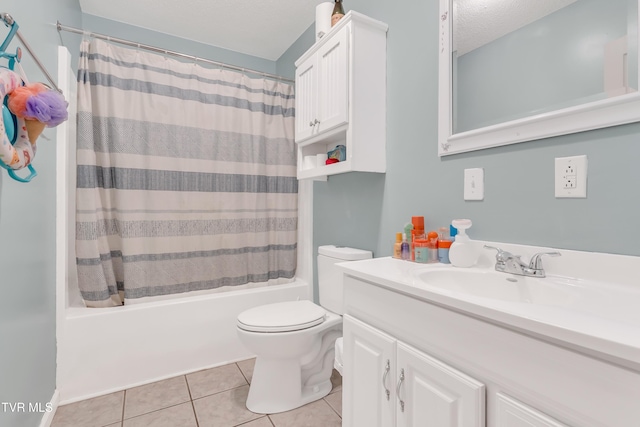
[338,253,640,371]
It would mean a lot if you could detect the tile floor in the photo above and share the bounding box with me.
[51,358,342,427]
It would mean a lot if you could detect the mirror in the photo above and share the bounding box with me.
[438,0,640,156]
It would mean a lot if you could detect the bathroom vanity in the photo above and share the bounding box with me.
[339,245,640,427]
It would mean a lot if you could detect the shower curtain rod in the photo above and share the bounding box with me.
[56,21,295,83]
[1,13,62,92]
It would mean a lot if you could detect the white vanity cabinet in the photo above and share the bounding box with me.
[343,314,485,427]
[294,11,387,180]
[495,393,569,427]
[341,271,640,427]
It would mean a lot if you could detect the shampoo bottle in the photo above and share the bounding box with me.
[448,219,478,268]
[400,235,410,260]
[393,232,403,258]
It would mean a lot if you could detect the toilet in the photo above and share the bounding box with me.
[236,245,372,414]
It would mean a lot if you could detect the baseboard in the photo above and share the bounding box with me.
[38,390,59,427]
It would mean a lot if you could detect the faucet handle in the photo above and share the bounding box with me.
[528,251,562,270]
[484,245,519,263]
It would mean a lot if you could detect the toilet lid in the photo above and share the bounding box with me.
[237,300,327,333]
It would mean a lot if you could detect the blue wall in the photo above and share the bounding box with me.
[0,2,81,426]
[276,1,640,300]
[1,5,279,426]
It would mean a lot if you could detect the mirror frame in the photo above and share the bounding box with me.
[438,0,640,156]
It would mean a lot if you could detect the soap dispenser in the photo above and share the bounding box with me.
[449,219,478,268]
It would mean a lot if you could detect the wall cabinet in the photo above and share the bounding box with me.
[295,25,348,144]
[294,11,387,180]
[342,315,485,427]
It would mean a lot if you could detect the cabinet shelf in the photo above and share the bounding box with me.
[297,160,352,180]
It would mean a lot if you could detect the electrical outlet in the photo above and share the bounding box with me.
[555,155,587,198]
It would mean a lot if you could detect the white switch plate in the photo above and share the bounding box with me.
[464,168,484,200]
[555,155,587,198]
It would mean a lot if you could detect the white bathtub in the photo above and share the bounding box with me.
[57,281,308,404]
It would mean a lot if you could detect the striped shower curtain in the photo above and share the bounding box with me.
[75,39,297,308]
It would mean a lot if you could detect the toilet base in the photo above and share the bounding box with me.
[246,357,333,414]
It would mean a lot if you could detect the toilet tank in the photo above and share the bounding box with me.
[318,245,372,314]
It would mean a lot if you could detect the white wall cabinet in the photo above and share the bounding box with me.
[294,11,387,180]
[342,315,485,427]
[295,25,348,143]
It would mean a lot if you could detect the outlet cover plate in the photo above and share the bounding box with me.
[464,168,484,200]
[555,155,587,198]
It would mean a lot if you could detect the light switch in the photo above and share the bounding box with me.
[464,168,484,201]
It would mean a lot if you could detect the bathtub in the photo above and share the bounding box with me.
[55,47,315,405]
[57,281,309,404]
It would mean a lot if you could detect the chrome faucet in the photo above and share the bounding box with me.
[484,245,561,278]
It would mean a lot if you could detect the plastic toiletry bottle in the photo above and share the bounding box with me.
[393,232,403,259]
[414,236,429,263]
[410,216,424,261]
[404,222,414,258]
[449,219,478,268]
[437,227,452,264]
[426,231,439,263]
[400,235,410,260]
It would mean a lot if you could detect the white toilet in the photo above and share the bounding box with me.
[236,245,372,414]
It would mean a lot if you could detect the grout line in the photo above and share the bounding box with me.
[234,415,272,426]
[121,389,127,422]
[323,395,342,419]
[236,360,253,385]
[122,401,193,422]
[184,375,200,427]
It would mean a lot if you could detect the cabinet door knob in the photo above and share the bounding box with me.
[396,368,405,412]
[314,118,320,125]
[382,359,391,401]
[309,121,315,127]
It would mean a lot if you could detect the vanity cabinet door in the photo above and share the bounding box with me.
[396,342,485,427]
[495,393,569,427]
[342,315,396,427]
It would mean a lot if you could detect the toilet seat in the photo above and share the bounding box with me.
[237,300,327,333]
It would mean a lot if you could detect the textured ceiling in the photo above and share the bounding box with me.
[454,0,577,56]
[79,0,326,61]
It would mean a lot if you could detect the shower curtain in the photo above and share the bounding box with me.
[75,39,297,308]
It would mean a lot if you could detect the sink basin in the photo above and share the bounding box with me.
[413,269,572,305]
[412,267,640,326]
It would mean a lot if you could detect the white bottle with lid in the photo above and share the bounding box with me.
[449,219,478,268]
